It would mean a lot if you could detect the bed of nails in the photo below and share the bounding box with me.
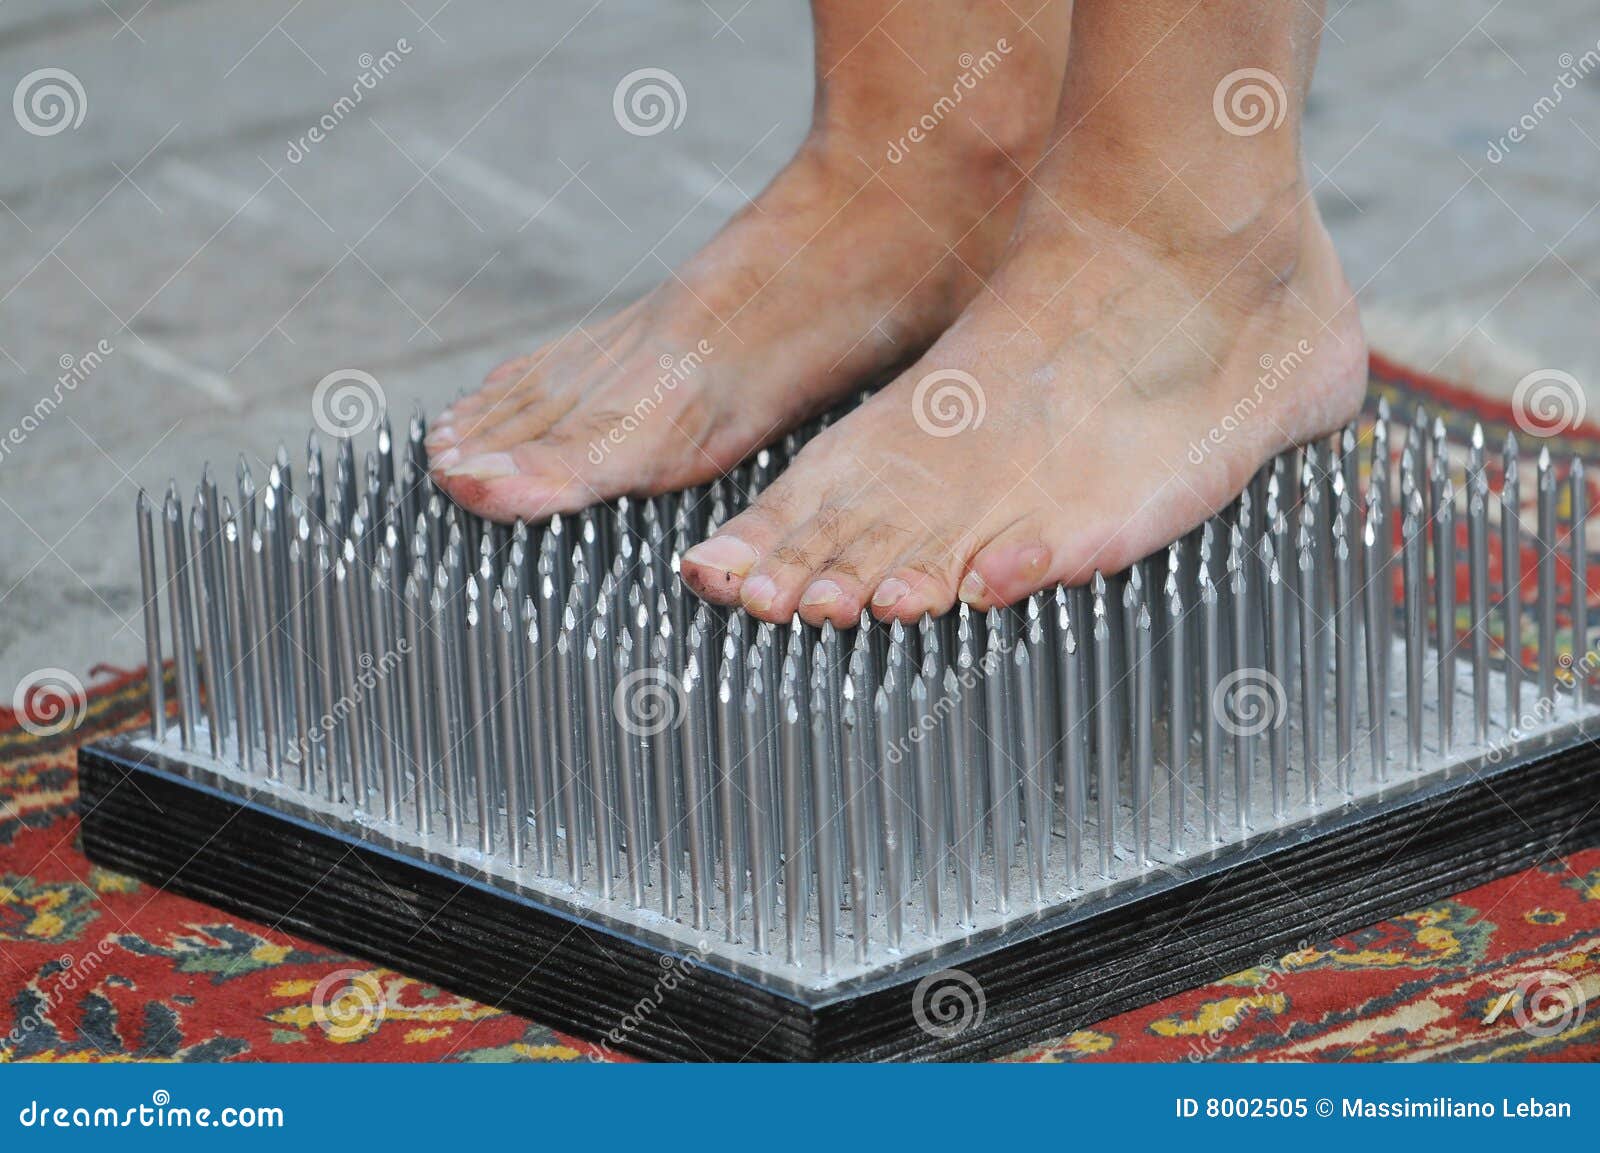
[128,396,1597,985]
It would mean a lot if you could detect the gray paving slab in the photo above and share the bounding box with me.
[2,0,1597,695]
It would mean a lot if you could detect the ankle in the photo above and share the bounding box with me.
[1051,136,1318,293]
[815,56,1057,177]
[790,115,1035,258]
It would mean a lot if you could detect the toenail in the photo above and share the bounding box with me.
[958,571,987,605]
[872,578,910,609]
[432,447,461,470]
[801,579,842,608]
[741,575,778,613]
[445,452,517,479]
[682,536,759,581]
[426,424,458,446]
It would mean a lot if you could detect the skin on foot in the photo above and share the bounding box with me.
[428,3,1070,522]
[680,0,1363,623]
[680,188,1367,625]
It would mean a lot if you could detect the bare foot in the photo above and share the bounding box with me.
[681,76,1366,622]
[429,4,1070,521]
[683,203,1365,623]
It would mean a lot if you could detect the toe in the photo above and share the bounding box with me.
[433,358,534,434]
[961,520,1056,610]
[731,536,821,621]
[458,351,549,414]
[681,502,793,607]
[481,353,539,389]
[682,458,850,610]
[432,339,592,454]
[870,561,964,622]
[795,571,867,628]
[443,397,576,461]
[793,523,912,626]
[433,434,612,522]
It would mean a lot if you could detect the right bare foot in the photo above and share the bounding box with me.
[430,4,1070,521]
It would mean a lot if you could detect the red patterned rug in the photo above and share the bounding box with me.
[4,354,1599,1062]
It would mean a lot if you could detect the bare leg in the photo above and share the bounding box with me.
[684,0,1366,623]
[430,0,1071,521]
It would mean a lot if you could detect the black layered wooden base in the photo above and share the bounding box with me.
[78,734,1600,1061]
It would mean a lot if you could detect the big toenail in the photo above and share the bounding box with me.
[741,575,779,613]
[432,447,461,470]
[872,578,910,609]
[801,580,842,607]
[682,537,759,581]
[446,452,517,479]
[958,571,987,605]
